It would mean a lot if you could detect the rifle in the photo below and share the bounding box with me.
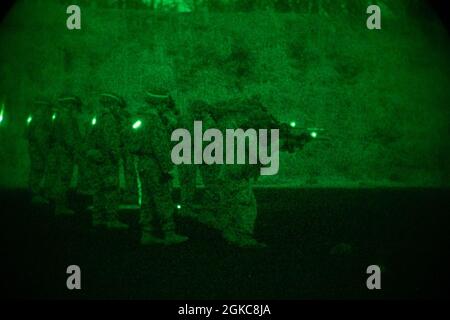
[243,101,330,152]
[278,122,328,153]
[208,98,329,153]
[243,115,328,153]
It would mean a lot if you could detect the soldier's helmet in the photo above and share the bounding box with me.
[134,102,156,115]
[144,87,170,104]
[99,93,126,110]
[144,88,178,115]
[58,95,82,112]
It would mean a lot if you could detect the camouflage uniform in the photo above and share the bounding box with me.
[182,100,222,223]
[87,93,128,229]
[47,96,81,215]
[118,108,138,204]
[213,99,268,248]
[129,91,188,245]
[220,168,260,247]
[177,109,197,213]
[198,119,221,211]
[26,98,53,203]
[76,110,96,196]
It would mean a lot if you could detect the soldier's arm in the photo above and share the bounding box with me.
[148,113,172,173]
[64,115,82,155]
[127,127,140,156]
[102,114,121,162]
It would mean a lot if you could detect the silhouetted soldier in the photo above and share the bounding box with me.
[128,90,188,245]
[87,93,128,229]
[47,95,81,215]
[26,97,53,204]
[118,105,138,204]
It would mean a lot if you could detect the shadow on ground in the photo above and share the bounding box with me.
[1,188,449,299]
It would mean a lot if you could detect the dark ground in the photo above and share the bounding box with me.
[1,188,449,299]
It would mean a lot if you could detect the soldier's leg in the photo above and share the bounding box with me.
[92,176,106,226]
[154,180,175,233]
[139,168,164,245]
[44,150,58,203]
[122,154,138,204]
[54,154,75,215]
[103,163,127,230]
[232,183,257,236]
[178,164,197,214]
[201,164,221,208]
[214,177,233,232]
[46,150,71,214]
[198,164,222,226]
[77,157,93,196]
[222,179,264,248]
[139,170,153,234]
[152,176,188,245]
[28,149,47,202]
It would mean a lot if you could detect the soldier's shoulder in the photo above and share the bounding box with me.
[146,108,159,117]
[142,109,161,123]
[99,111,116,122]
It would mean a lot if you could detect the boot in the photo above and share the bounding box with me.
[92,217,107,227]
[31,195,49,205]
[140,232,165,245]
[92,219,107,227]
[92,210,107,227]
[105,210,129,230]
[163,231,189,245]
[197,210,220,229]
[55,205,75,216]
[106,219,129,230]
[121,192,138,205]
[223,230,266,249]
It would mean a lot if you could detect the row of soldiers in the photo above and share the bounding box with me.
[27,91,284,248]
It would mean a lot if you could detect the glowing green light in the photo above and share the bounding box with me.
[52,113,56,121]
[132,120,142,129]
[310,131,318,138]
[0,104,4,123]
[134,159,142,208]
[91,117,96,126]
[176,204,181,210]
[27,115,33,125]
[289,121,296,128]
